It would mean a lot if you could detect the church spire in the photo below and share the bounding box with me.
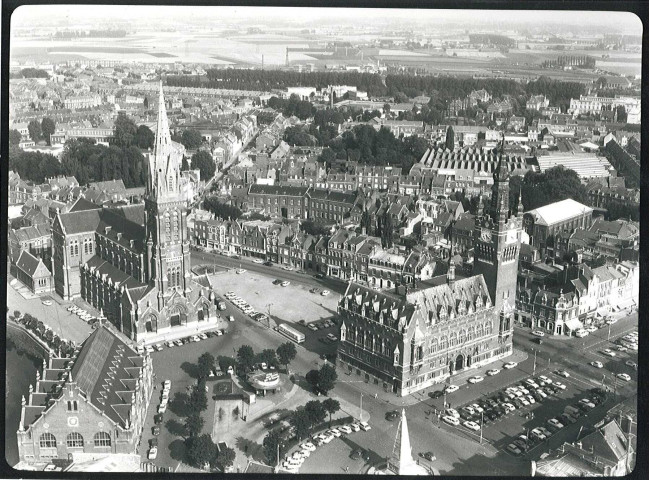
[155,81,172,157]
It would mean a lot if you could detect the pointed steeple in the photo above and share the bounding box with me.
[517,186,524,217]
[155,81,172,158]
[387,409,427,475]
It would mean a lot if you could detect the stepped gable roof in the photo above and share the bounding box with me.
[342,282,412,331]
[406,275,492,323]
[58,209,101,234]
[70,326,144,428]
[69,197,102,212]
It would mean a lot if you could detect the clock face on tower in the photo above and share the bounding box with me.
[481,228,492,242]
[506,229,518,244]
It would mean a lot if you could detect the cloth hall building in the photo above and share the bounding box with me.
[337,141,522,396]
[52,84,222,344]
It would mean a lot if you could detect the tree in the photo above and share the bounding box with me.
[304,400,326,426]
[197,352,215,380]
[41,117,56,146]
[289,408,312,441]
[187,381,208,413]
[236,345,255,374]
[276,342,297,372]
[191,150,216,180]
[306,369,320,391]
[181,129,203,150]
[135,124,155,149]
[215,445,236,470]
[203,196,242,220]
[322,398,341,427]
[256,349,278,368]
[217,355,237,373]
[263,429,284,465]
[27,120,42,142]
[185,413,205,438]
[186,434,218,469]
[316,364,338,395]
[113,113,137,148]
[9,129,22,145]
[445,126,455,150]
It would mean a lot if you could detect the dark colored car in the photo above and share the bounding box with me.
[429,390,444,399]
[150,438,158,447]
[386,411,399,421]
[154,414,163,425]
[263,261,273,266]
[350,449,370,461]
[315,273,325,279]
[152,426,160,436]
[534,338,543,344]
[419,452,436,461]
[272,279,282,285]
[232,255,241,260]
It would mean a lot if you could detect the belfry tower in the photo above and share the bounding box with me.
[144,82,192,311]
[473,134,523,340]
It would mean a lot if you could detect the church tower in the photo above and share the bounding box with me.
[144,82,192,311]
[473,135,522,340]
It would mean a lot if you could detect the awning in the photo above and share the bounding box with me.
[564,318,583,331]
[616,298,636,310]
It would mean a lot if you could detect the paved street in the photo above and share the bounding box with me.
[6,280,93,345]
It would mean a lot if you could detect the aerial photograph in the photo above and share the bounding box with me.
[4,4,640,476]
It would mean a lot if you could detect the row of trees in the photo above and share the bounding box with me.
[197,342,297,379]
[10,68,50,79]
[263,397,341,464]
[319,124,429,172]
[267,95,315,121]
[305,363,338,395]
[11,311,76,357]
[202,197,243,221]
[508,165,589,212]
[175,353,236,471]
[22,118,56,145]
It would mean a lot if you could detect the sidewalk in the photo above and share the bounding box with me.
[340,349,529,408]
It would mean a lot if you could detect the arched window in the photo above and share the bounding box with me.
[449,332,457,347]
[459,329,467,344]
[94,432,111,447]
[66,432,84,448]
[39,433,56,448]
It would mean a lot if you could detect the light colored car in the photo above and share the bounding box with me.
[503,403,516,413]
[547,418,564,429]
[554,382,567,390]
[586,326,598,333]
[282,265,294,271]
[526,395,536,404]
[163,380,171,389]
[554,370,570,378]
[444,385,459,393]
[145,345,155,354]
[339,425,353,434]
[538,375,552,384]
[198,333,208,340]
[155,344,163,351]
[503,362,518,369]
[42,300,53,306]
[531,330,545,337]
[166,341,175,348]
[148,446,158,459]
[463,406,476,416]
[535,389,548,399]
[326,333,338,341]
[579,399,596,409]
[328,428,342,437]
[616,373,631,382]
[350,423,361,432]
[359,421,371,431]
[602,349,616,357]
[443,415,460,426]
[157,403,167,413]
[235,269,246,274]
[228,315,235,322]
[470,403,484,413]
[486,369,501,376]
[590,361,604,369]
[319,434,334,444]
[616,345,628,352]
[575,329,589,337]
[253,258,264,264]
[468,375,484,384]
[525,378,539,388]
[531,428,547,441]
[321,290,330,296]
[281,281,290,287]
[445,408,460,418]
[67,306,77,312]
[463,420,480,431]
[308,324,318,331]
[191,335,201,342]
[626,360,637,368]
[300,442,316,452]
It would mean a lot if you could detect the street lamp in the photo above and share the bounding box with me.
[532,349,537,375]
[359,392,363,421]
[479,410,484,444]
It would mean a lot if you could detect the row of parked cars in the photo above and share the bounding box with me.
[224,291,268,323]
[67,305,101,326]
[443,372,570,433]
[282,421,371,473]
[135,330,227,355]
[148,379,174,461]
[505,387,608,456]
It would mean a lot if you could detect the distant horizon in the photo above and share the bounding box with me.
[11,5,642,36]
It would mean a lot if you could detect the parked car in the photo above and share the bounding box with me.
[419,451,436,461]
[428,390,444,399]
[531,330,545,337]
[554,370,570,378]
[602,349,616,357]
[503,362,518,369]
[281,281,290,287]
[263,261,273,267]
[531,428,547,441]
[616,373,631,382]
[626,360,638,369]
[444,385,459,393]
[443,415,460,426]
[486,369,501,376]
[148,446,158,460]
[590,361,604,369]
[547,418,564,430]
[468,375,484,384]
[463,420,480,431]
[359,421,371,431]
[506,444,522,455]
